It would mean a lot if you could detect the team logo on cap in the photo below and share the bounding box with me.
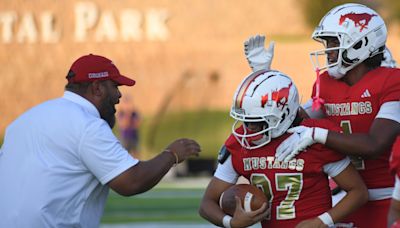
[88,72,109,79]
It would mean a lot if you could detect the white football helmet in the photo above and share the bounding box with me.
[230,69,299,149]
[310,3,387,79]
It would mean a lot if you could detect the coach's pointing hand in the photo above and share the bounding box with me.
[165,138,201,163]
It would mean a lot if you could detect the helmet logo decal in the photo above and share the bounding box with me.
[339,12,377,32]
[261,82,292,109]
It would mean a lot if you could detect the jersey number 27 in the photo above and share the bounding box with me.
[251,173,303,220]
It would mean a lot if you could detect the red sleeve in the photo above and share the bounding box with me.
[225,134,237,152]
[224,132,243,157]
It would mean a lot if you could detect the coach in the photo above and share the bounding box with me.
[0,54,201,227]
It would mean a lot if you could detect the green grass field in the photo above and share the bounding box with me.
[101,180,262,228]
[102,184,207,224]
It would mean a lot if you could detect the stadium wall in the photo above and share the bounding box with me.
[0,0,399,134]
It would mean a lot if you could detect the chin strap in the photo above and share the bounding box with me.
[312,68,325,111]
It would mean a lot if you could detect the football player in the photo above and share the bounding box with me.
[243,3,400,227]
[199,70,367,228]
[328,46,397,208]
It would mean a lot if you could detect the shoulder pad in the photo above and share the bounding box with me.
[218,145,231,164]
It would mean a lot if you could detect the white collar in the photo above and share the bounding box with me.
[62,91,100,118]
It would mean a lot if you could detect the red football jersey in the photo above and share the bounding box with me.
[311,67,400,189]
[225,119,345,227]
[390,137,400,176]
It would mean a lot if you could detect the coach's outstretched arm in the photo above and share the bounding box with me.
[108,138,200,196]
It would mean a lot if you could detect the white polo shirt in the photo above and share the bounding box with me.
[0,91,138,228]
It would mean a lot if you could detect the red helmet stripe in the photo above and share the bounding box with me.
[235,71,266,109]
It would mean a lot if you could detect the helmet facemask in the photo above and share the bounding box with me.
[231,107,282,150]
[310,35,349,79]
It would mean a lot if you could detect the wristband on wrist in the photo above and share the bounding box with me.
[313,127,328,144]
[222,215,232,228]
[164,149,179,166]
[318,212,334,227]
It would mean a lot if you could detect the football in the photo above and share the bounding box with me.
[219,184,268,216]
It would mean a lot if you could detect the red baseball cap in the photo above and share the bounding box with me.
[67,54,135,86]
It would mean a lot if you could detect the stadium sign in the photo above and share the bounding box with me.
[0,1,170,43]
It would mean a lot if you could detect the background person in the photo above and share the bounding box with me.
[117,94,141,157]
[199,70,367,228]
[0,54,201,228]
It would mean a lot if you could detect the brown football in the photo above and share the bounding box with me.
[220,184,268,216]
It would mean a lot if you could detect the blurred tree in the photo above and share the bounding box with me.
[383,0,400,22]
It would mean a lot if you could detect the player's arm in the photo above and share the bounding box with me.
[277,102,400,161]
[327,162,368,224]
[297,158,368,227]
[199,177,235,227]
[388,176,400,227]
[108,138,200,196]
[325,117,399,158]
[199,147,238,227]
[307,101,399,159]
